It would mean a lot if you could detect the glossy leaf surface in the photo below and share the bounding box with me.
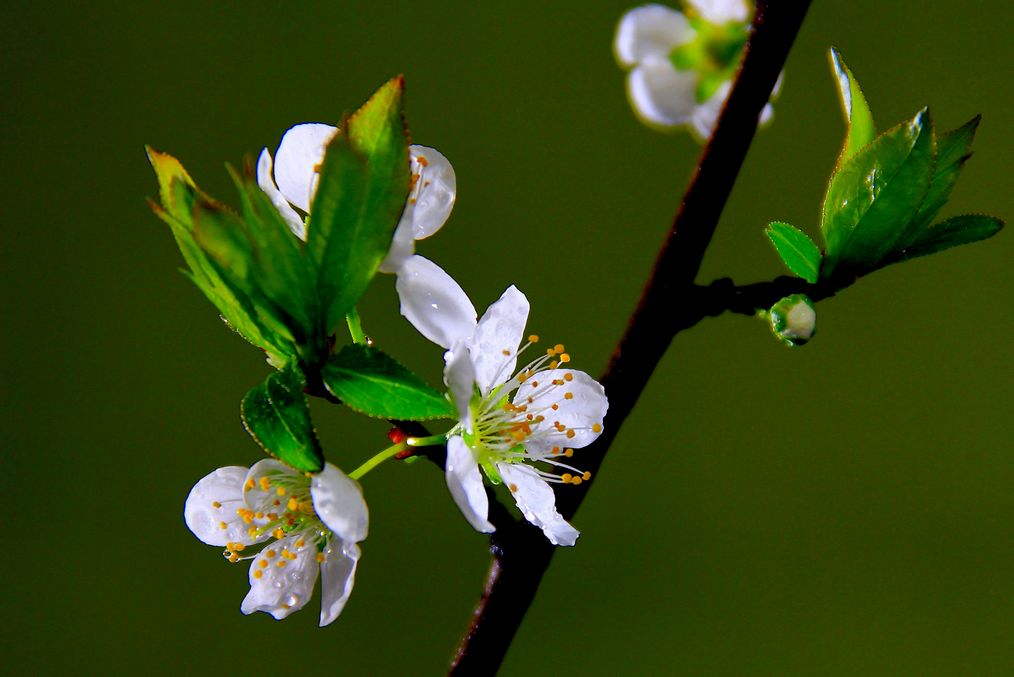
[830,48,876,168]
[765,221,821,283]
[322,344,455,420]
[241,366,324,473]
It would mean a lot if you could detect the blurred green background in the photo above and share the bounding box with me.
[3,2,1012,675]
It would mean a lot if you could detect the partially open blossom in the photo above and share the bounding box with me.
[184,459,368,625]
[256,123,455,272]
[614,1,780,140]
[768,294,816,346]
[396,257,608,545]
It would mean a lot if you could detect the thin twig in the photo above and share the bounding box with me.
[448,2,813,674]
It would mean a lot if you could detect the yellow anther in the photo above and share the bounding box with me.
[509,483,518,493]
[535,415,545,422]
[560,353,571,363]
[219,521,227,530]
[571,476,583,486]
[417,155,429,167]
[502,349,511,356]
[299,502,314,514]
[244,478,255,491]
[552,379,564,386]
[267,513,278,521]
[253,569,263,579]
[552,404,559,411]
[316,553,326,563]
[281,549,292,559]
[564,392,574,400]
[592,423,603,433]
[582,471,592,481]
[232,543,245,552]
[546,348,556,356]
[528,334,539,343]
[259,477,270,491]
[564,373,574,382]
[566,429,576,439]
[295,539,305,548]
[552,446,561,455]
[550,360,559,369]
[273,528,285,539]
[564,449,574,457]
[561,473,573,483]
[212,501,222,509]
[255,512,264,519]
[277,560,287,568]
[531,381,539,387]
[287,498,298,511]
[258,559,268,569]
[265,549,277,559]
[228,553,239,563]
[276,486,286,496]
[248,527,258,537]
[554,343,565,353]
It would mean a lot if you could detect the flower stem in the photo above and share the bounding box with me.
[346,308,367,345]
[349,442,408,480]
[406,433,449,447]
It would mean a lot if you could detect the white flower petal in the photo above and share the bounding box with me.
[688,0,749,24]
[627,56,699,127]
[273,123,337,213]
[445,435,494,534]
[310,463,369,544]
[497,463,579,546]
[406,145,456,240]
[378,146,457,274]
[242,535,318,620]
[256,148,306,240]
[396,255,477,349]
[444,341,476,433]
[614,4,693,66]
[690,79,731,140]
[470,285,530,395]
[513,369,608,456]
[184,466,263,547]
[318,540,361,626]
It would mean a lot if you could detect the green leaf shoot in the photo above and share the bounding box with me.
[895,214,1004,262]
[241,366,324,473]
[829,48,876,169]
[907,115,980,236]
[821,108,935,276]
[322,344,455,421]
[765,221,821,283]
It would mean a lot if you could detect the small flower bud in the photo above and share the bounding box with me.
[768,294,816,346]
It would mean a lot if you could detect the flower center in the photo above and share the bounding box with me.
[466,336,595,486]
[220,470,330,569]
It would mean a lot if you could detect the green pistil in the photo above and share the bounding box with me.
[669,18,749,103]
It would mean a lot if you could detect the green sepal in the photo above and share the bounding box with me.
[821,108,935,276]
[906,115,980,236]
[322,344,456,421]
[306,77,411,335]
[893,214,1004,262]
[765,221,821,283]
[829,48,876,168]
[241,365,324,473]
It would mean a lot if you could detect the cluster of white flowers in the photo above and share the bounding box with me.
[185,124,607,624]
[615,0,780,139]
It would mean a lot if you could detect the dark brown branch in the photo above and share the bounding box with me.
[449,2,813,674]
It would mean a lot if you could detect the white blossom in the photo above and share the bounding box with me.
[614,1,780,140]
[396,257,608,545]
[184,460,368,625]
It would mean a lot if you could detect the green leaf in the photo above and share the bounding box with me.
[821,108,935,276]
[765,221,821,283]
[241,366,324,473]
[895,214,1004,262]
[322,344,455,421]
[907,115,980,237]
[829,48,876,168]
[306,77,411,334]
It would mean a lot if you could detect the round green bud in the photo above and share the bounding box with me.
[768,294,817,346]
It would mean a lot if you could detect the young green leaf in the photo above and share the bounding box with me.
[821,108,935,276]
[895,214,1004,262]
[765,221,821,283]
[829,48,876,168]
[906,115,980,239]
[306,77,411,334]
[241,366,324,473]
[322,344,455,421]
